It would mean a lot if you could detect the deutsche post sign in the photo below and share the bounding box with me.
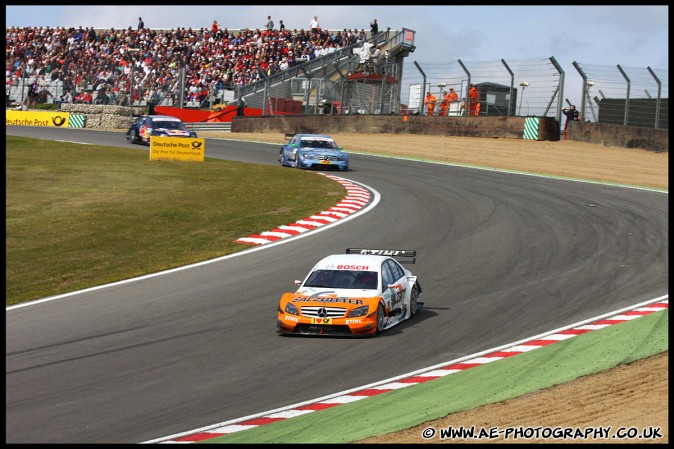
[6,110,71,127]
[149,136,205,162]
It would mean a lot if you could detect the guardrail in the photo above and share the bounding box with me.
[184,122,231,132]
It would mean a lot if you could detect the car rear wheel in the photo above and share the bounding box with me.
[409,284,420,318]
[376,303,386,334]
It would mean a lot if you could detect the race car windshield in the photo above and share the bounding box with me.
[155,121,185,130]
[300,139,338,150]
[304,270,378,289]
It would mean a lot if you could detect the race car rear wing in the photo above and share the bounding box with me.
[346,248,416,264]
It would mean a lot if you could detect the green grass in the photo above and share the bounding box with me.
[201,309,668,444]
[5,136,346,305]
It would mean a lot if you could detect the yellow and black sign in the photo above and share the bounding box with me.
[6,110,70,127]
[149,136,205,162]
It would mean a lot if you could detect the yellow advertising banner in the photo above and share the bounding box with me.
[149,136,205,162]
[6,110,70,127]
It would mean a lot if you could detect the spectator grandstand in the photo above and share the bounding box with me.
[5,24,377,109]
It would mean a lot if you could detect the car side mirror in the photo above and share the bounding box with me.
[339,146,344,150]
[294,280,302,285]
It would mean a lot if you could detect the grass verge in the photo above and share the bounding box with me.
[5,136,346,305]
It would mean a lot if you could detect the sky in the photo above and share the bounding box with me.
[5,5,669,108]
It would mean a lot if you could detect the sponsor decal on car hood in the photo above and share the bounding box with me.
[291,290,379,304]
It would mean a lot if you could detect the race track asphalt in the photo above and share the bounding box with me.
[5,127,668,443]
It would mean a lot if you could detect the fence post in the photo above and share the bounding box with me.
[458,59,471,116]
[413,61,426,115]
[572,61,588,123]
[647,67,662,129]
[616,65,631,126]
[549,56,565,121]
[501,59,514,116]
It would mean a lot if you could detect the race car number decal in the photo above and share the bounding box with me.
[311,318,332,324]
[320,160,332,164]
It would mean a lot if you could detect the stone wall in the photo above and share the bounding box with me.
[60,104,145,129]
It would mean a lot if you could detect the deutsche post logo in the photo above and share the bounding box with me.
[52,116,67,127]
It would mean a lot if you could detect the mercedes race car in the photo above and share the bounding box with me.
[277,248,423,337]
[278,133,349,171]
[126,115,197,145]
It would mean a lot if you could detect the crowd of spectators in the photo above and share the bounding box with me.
[5,21,374,108]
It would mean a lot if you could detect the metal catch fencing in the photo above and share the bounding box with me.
[572,62,668,129]
[396,58,668,130]
[399,57,565,120]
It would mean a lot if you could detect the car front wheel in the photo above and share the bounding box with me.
[375,303,386,335]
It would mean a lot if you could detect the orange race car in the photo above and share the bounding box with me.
[276,248,423,337]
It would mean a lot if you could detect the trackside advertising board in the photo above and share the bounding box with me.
[149,136,205,161]
[6,110,71,127]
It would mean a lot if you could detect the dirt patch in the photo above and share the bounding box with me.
[209,132,668,190]
[208,131,668,444]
